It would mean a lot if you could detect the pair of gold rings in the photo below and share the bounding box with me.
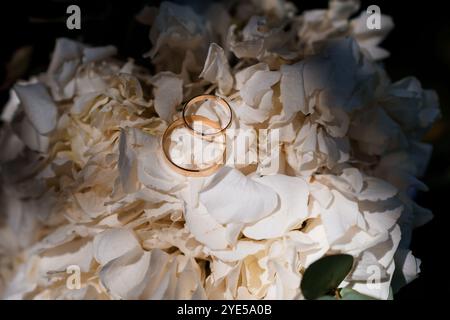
[161,95,232,177]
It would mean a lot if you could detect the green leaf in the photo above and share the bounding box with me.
[301,254,354,300]
[316,295,337,300]
[387,286,394,300]
[340,288,377,300]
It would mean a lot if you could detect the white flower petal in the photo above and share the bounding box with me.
[199,43,233,95]
[93,229,140,266]
[321,190,362,243]
[243,175,309,239]
[184,202,238,250]
[100,247,151,299]
[240,70,280,107]
[199,167,278,225]
[14,83,58,135]
[358,177,397,201]
[39,238,93,276]
[280,62,308,115]
[82,46,117,64]
[150,72,183,121]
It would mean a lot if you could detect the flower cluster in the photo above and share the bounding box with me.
[0,0,439,299]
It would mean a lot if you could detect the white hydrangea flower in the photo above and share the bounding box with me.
[0,0,440,300]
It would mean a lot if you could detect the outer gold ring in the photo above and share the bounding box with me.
[161,115,225,177]
[182,95,232,137]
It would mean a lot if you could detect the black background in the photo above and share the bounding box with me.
[1,0,449,300]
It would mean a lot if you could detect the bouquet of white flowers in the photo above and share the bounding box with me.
[0,0,439,300]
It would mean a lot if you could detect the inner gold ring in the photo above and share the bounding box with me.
[161,115,225,177]
[182,95,232,137]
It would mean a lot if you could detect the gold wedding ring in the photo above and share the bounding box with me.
[161,95,232,177]
[161,115,225,177]
[182,95,232,137]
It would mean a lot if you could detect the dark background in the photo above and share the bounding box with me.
[1,0,449,299]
